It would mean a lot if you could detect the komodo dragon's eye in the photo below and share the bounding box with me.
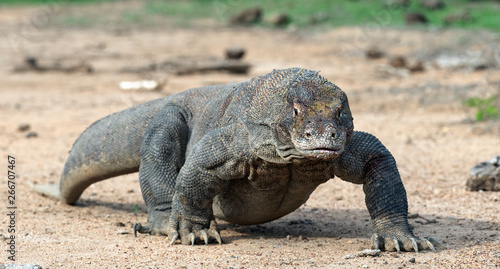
[292,102,302,117]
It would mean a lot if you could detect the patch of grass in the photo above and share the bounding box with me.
[463,96,500,121]
[4,0,500,31]
[0,0,111,6]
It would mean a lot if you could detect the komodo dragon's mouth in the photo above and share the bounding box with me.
[296,147,344,159]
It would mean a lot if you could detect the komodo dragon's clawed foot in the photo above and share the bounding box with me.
[133,210,170,237]
[371,232,442,253]
[167,215,222,245]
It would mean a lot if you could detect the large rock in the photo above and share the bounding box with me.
[466,155,500,191]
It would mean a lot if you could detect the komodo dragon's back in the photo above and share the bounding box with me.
[35,82,238,204]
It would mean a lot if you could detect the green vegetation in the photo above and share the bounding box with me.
[2,0,500,31]
[463,96,500,121]
[0,0,109,5]
[133,204,140,215]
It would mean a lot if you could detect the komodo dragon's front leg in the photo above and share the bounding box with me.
[333,131,441,253]
[136,115,244,245]
[165,125,246,245]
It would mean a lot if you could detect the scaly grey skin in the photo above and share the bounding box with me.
[38,68,440,252]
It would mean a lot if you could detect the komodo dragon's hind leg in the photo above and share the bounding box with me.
[133,106,190,237]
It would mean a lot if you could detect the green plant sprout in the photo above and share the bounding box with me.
[463,96,499,121]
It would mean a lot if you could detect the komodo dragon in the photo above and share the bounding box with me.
[35,67,439,252]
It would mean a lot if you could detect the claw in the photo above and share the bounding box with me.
[371,233,381,250]
[215,231,222,245]
[425,237,439,252]
[189,233,196,245]
[393,237,401,253]
[168,232,179,245]
[411,238,419,253]
[133,223,141,237]
[199,230,209,245]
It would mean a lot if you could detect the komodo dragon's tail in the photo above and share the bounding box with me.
[33,97,168,204]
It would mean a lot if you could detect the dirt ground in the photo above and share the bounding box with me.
[1,5,500,269]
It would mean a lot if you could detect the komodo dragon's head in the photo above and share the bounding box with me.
[243,68,354,163]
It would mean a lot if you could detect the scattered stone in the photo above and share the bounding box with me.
[357,249,381,257]
[389,55,407,68]
[266,13,290,27]
[420,0,445,10]
[25,131,38,138]
[115,222,126,227]
[117,230,130,235]
[409,257,416,263]
[309,12,328,24]
[225,46,246,60]
[343,254,356,259]
[230,7,262,25]
[17,123,31,132]
[444,12,470,25]
[405,12,429,25]
[119,80,164,91]
[365,48,384,59]
[466,155,500,191]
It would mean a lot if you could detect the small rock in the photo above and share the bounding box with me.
[357,249,381,257]
[115,222,126,227]
[389,55,407,68]
[343,254,356,259]
[17,123,31,132]
[25,131,38,138]
[230,7,262,25]
[266,13,290,27]
[225,46,246,60]
[420,0,445,10]
[405,12,429,25]
[365,48,384,59]
[466,155,500,191]
[117,230,130,235]
[409,257,416,263]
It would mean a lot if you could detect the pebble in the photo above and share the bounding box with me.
[357,249,381,257]
[225,47,245,60]
[25,131,38,138]
[17,123,31,132]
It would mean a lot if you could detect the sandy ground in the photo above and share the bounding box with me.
[1,5,500,269]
